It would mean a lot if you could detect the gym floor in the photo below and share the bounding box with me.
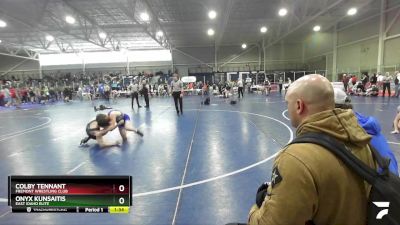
[0,93,399,225]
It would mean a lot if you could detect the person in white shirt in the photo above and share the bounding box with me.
[278,77,283,94]
[128,81,141,109]
[171,73,184,115]
[237,79,244,98]
[264,78,271,96]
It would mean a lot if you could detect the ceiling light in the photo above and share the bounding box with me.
[46,35,54,41]
[260,26,267,33]
[313,25,321,32]
[65,15,75,24]
[156,31,164,37]
[99,32,107,39]
[278,8,288,17]
[0,40,2,43]
[242,43,247,49]
[208,10,217,19]
[140,12,150,21]
[0,20,7,28]
[207,28,215,36]
[347,8,357,16]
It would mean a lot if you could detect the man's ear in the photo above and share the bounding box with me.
[296,99,304,114]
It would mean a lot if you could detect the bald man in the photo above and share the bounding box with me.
[248,75,376,225]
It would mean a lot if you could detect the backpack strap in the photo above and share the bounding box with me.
[368,144,391,176]
[290,132,379,185]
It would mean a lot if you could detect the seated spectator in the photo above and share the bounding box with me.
[247,74,376,225]
[370,73,378,85]
[354,81,366,95]
[366,84,379,96]
[334,88,398,175]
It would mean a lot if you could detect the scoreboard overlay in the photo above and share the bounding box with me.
[8,176,132,213]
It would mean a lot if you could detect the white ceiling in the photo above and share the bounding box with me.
[0,0,397,56]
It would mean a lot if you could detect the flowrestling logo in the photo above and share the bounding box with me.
[373,202,390,219]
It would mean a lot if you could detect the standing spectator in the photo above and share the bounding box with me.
[9,86,21,108]
[342,74,349,92]
[104,84,111,102]
[171,73,183,115]
[278,77,283,94]
[202,82,209,95]
[382,72,392,97]
[264,78,271,96]
[394,75,399,97]
[141,80,150,108]
[394,71,400,98]
[237,79,244,98]
[377,72,383,90]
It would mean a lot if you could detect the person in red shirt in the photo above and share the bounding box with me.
[351,75,357,86]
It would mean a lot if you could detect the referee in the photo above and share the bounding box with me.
[128,81,141,109]
[171,73,184,115]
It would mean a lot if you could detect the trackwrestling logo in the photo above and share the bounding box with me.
[373,202,390,219]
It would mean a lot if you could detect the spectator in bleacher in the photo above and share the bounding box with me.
[19,86,28,103]
[36,86,42,103]
[350,74,357,86]
[370,73,377,85]
[43,85,50,101]
[164,83,169,96]
[28,87,35,103]
[355,81,366,94]
[63,86,72,102]
[361,74,368,87]
[152,84,157,96]
[1,85,11,107]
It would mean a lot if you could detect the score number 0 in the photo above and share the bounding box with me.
[118,185,125,205]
